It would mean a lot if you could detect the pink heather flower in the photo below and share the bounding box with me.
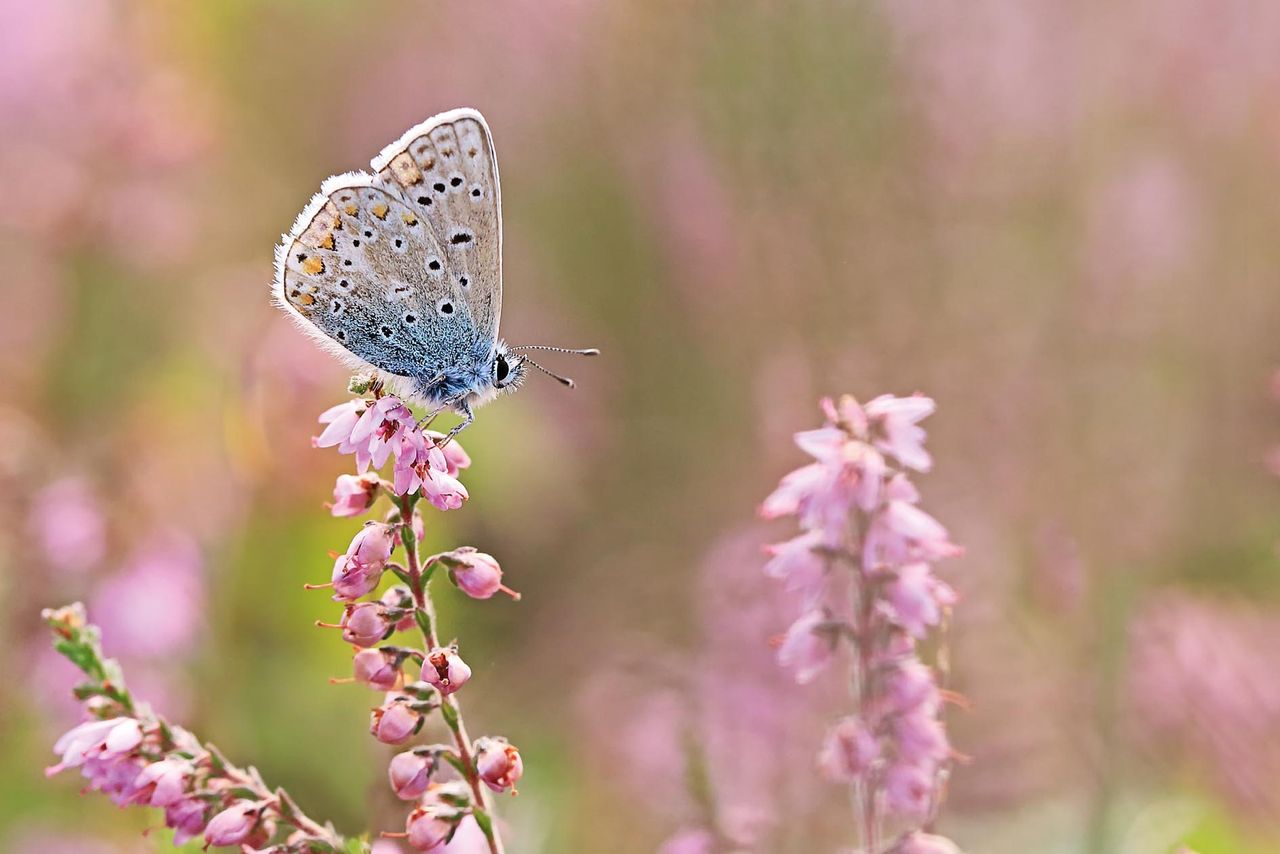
[405,805,454,851]
[204,800,262,847]
[381,586,417,632]
[164,797,209,845]
[889,831,963,854]
[82,754,147,806]
[316,400,373,471]
[421,466,469,511]
[760,462,833,520]
[794,426,848,463]
[818,716,880,783]
[658,829,716,854]
[132,757,193,807]
[426,430,472,476]
[388,750,434,800]
[331,554,384,602]
[341,602,393,647]
[776,610,837,685]
[865,394,935,472]
[763,530,827,602]
[329,472,380,517]
[371,695,422,745]
[353,648,405,692]
[46,718,142,776]
[475,738,523,793]
[893,708,950,765]
[348,521,397,568]
[883,563,957,638]
[863,501,960,569]
[421,647,471,695]
[29,476,105,574]
[884,659,941,714]
[883,761,935,816]
[441,548,516,600]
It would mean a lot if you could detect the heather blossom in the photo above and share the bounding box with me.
[761,394,963,851]
[42,383,521,853]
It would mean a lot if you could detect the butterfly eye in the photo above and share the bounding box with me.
[495,355,510,385]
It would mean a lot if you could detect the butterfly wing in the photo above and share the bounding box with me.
[370,108,503,343]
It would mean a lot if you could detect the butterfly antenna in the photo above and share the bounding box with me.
[509,345,600,357]
[523,357,577,388]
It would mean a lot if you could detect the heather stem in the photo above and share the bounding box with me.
[851,509,880,853]
[397,494,505,854]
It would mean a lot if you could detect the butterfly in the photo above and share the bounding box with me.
[274,107,596,439]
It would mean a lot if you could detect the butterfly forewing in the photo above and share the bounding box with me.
[371,109,503,342]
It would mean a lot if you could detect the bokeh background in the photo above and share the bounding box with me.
[2,1,1279,852]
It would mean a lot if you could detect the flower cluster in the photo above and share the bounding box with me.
[762,394,963,852]
[43,387,521,852]
[312,390,520,853]
[42,604,346,851]
[316,394,470,508]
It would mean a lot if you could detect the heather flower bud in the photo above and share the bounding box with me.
[387,748,441,800]
[884,659,940,714]
[776,610,838,685]
[347,521,397,568]
[883,563,956,639]
[421,646,471,695]
[883,762,934,816]
[405,804,456,851]
[370,694,423,745]
[204,800,263,847]
[164,797,208,846]
[330,554,384,602]
[888,831,963,854]
[437,548,518,600]
[329,472,380,517]
[380,586,417,632]
[46,718,143,776]
[353,647,406,692]
[132,757,193,807]
[818,716,879,783]
[474,737,523,793]
[341,602,393,647]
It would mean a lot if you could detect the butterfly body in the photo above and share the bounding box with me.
[275,108,583,435]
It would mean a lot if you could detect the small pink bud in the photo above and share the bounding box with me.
[133,757,193,807]
[475,738,523,793]
[370,695,422,745]
[888,831,963,854]
[329,472,380,517]
[421,647,471,695]
[164,797,208,846]
[347,521,397,568]
[341,602,392,647]
[204,800,262,847]
[330,555,384,602]
[381,586,417,632]
[883,762,935,816]
[353,648,405,692]
[405,805,454,851]
[776,610,837,685]
[387,750,434,800]
[817,716,879,783]
[440,548,518,600]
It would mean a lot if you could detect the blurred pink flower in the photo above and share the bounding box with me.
[29,476,106,574]
[46,717,142,776]
[818,716,880,783]
[89,532,203,658]
[882,563,958,638]
[776,609,838,685]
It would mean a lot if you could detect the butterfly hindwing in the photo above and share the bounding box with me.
[274,172,481,380]
[371,108,503,343]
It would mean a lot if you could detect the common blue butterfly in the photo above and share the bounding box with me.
[274,108,596,438]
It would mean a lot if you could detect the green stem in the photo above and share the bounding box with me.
[397,495,505,854]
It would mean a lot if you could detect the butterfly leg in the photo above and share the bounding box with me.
[415,404,449,432]
[435,401,473,448]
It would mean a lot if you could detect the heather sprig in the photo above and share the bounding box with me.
[44,381,520,852]
[762,394,964,853]
[309,383,518,853]
[42,603,347,852]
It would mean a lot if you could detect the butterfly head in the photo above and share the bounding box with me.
[495,342,600,395]
[491,342,527,394]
